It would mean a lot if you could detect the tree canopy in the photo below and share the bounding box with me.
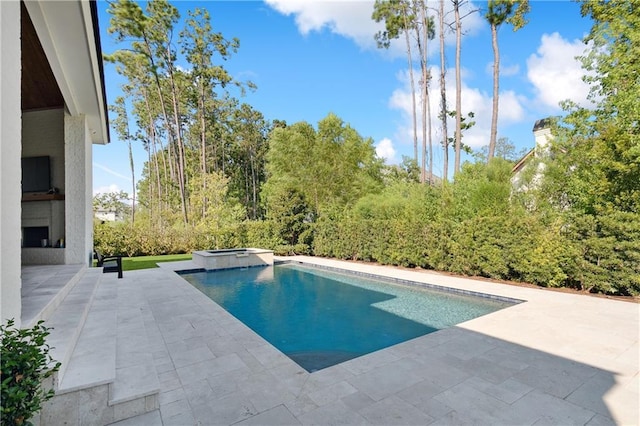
[544,0,640,214]
[262,113,384,215]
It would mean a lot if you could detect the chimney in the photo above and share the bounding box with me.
[532,118,553,154]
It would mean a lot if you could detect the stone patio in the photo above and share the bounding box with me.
[28,256,639,425]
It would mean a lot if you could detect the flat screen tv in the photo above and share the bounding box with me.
[22,156,51,193]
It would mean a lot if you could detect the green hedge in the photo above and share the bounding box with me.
[313,211,639,296]
[93,219,310,258]
[94,209,639,296]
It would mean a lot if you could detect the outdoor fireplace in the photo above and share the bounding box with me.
[23,226,49,247]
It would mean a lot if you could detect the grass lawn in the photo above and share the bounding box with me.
[121,253,192,271]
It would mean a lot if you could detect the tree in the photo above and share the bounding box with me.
[452,0,462,175]
[93,191,133,221]
[109,97,136,223]
[438,0,449,182]
[534,0,640,296]
[474,136,528,163]
[107,0,256,227]
[382,156,421,185]
[446,110,475,159]
[485,0,529,161]
[228,103,270,220]
[414,3,435,184]
[451,0,479,176]
[108,0,189,223]
[373,0,419,163]
[188,171,245,229]
[265,186,312,247]
[373,0,434,182]
[263,113,383,215]
[544,0,640,214]
[181,7,244,218]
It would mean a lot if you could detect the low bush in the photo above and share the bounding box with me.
[1,319,60,426]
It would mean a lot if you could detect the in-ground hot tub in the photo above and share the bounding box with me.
[192,248,273,270]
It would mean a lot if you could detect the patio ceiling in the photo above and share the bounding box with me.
[21,1,64,112]
[21,0,109,144]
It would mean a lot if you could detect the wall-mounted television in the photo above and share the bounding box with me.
[21,156,51,193]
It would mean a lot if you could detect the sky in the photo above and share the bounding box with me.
[93,0,594,196]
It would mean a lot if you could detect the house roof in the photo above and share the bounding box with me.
[532,118,552,132]
[511,148,535,174]
[22,0,109,144]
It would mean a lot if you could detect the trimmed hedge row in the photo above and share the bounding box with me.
[93,219,309,258]
[94,211,639,296]
[313,211,640,296]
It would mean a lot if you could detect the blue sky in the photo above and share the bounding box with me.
[94,0,594,196]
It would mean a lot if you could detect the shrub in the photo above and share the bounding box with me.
[565,211,640,295]
[1,319,60,426]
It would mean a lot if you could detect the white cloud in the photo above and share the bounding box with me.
[501,63,520,77]
[375,137,397,163]
[265,0,382,50]
[485,61,520,77]
[265,0,485,57]
[389,66,525,154]
[94,162,132,182]
[93,184,122,197]
[526,32,592,110]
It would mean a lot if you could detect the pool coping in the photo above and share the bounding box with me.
[281,259,525,306]
[117,255,640,425]
[176,259,523,373]
[172,259,524,306]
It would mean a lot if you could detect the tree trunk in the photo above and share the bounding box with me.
[439,0,449,182]
[165,49,189,224]
[488,22,499,162]
[200,81,208,219]
[402,6,419,163]
[142,88,163,222]
[454,0,462,175]
[420,2,433,185]
[414,4,427,184]
[127,140,135,223]
[251,152,258,219]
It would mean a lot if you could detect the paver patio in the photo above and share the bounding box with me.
[34,256,640,425]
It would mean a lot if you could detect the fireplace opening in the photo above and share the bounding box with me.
[23,227,49,247]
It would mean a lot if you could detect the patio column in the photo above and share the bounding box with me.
[64,114,93,265]
[0,0,23,325]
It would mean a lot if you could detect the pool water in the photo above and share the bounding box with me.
[180,263,515,372]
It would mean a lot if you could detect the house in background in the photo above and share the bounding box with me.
[511,118,553,193]
[0,0,109,326]
[95,208,121,222]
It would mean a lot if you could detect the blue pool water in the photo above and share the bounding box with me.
[180,263,515,372]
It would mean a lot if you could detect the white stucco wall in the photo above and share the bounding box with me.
[22,109,65,192]
[0,0,23,325]
[65,114,93,265]
[534,127,553,154]
[21,109,66,254]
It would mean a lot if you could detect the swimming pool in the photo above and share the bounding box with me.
[180,263,517,372]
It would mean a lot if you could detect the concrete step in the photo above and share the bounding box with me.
[109,274,160,422]
[37,272,158,425]
[57,273,117,393]
[21,264,85,329]
[44,267,102,385]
